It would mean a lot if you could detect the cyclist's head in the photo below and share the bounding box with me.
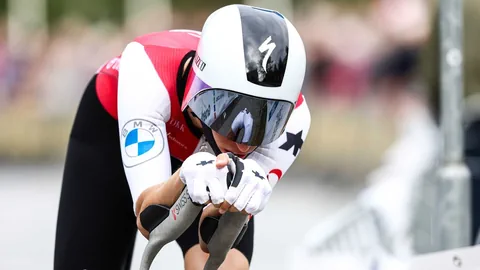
[182,4,306,150]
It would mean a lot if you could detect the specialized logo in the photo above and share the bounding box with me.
[259,36,276,72]
[121,119,165,167]
[171,191,191,221]
[239,5,289,87]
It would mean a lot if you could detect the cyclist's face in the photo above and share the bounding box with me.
[186,107,256,158]
[212,131,256,159]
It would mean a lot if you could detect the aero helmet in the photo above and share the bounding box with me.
[182,4,306,148]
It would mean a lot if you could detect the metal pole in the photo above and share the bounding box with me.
[436,0,471,250]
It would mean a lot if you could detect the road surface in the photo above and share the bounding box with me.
[0,164,356,269]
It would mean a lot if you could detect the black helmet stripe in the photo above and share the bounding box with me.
[238,5,289,88]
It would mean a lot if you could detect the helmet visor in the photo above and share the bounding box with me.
[186,76,294,146]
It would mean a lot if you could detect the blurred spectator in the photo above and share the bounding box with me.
[297,2,381,105]
[0,22,8,109]
[0,20,38,109]
[368,0,431,46]
[360,46,441,260]
[21,18,126,119]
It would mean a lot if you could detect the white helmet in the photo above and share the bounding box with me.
[182,4,306,146]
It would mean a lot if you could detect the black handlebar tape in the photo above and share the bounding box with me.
[140,204,171,233]
[232,222,248,248]
[200,216,220,245]
[140,185,204,233]
[200,216,249,248]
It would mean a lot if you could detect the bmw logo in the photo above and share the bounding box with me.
[124,128,156,157]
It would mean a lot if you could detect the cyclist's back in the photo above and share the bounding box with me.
[96,30,202,161]
[54,30,209,269]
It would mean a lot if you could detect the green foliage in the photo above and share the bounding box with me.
[172,0,243,11]
[0,0,6,15]
[293,0,371,10]
[45,0,245,27]
[48,0,123,26]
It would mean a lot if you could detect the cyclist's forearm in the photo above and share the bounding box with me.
[136,168,185,238]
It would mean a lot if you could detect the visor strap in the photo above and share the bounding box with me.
[200,121,222,156]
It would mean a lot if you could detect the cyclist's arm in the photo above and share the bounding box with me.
[118,41,178,218]
[247,97,311,188]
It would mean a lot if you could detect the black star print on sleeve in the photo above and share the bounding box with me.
[279,131,304,156]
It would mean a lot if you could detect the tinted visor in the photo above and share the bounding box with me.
[187,87,294,146]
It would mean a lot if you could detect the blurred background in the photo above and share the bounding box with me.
[1,0,480,269]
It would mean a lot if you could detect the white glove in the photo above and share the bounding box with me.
[224,158,272,215]
[179,152,229,205]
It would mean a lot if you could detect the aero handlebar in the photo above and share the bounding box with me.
[139,137,249,270]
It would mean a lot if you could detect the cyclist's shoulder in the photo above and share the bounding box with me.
[133,29,201,50]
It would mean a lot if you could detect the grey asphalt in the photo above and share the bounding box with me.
[0,164,357,270]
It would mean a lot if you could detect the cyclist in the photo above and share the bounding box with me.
[54,4,311,270]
